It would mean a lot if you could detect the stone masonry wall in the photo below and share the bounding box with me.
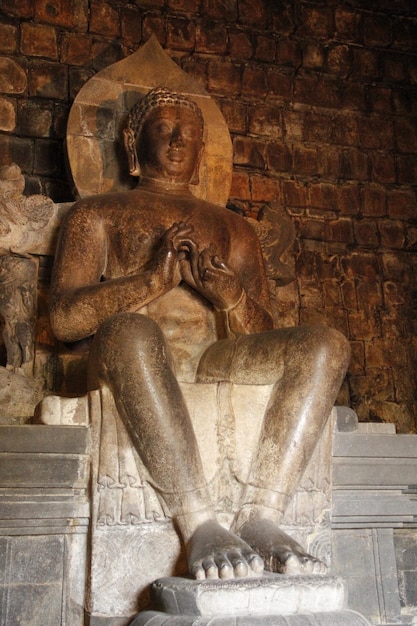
[0,0,416,431]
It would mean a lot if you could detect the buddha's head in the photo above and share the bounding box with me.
[123,86,205,185]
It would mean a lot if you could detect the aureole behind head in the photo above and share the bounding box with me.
[66,35,233,207]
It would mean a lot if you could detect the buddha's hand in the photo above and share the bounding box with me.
[156,221,195,291]
[187,245,244,310]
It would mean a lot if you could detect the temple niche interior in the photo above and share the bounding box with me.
[0,1,417,626]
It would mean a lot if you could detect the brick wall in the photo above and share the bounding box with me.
[1,0,416,431]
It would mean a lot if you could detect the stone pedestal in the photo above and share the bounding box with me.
[131,575,371,625]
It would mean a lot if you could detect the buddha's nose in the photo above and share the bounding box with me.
[170,125,184,147]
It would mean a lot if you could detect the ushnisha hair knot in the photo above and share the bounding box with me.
[127,86,204,140]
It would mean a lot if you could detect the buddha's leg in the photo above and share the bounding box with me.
[88,312,263,579]
[197,324,350,574]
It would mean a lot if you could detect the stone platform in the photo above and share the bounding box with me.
[131,574,372,625]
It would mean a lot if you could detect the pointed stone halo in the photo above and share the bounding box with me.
[66,35,233,206]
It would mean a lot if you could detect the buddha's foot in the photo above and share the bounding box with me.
[187,520,264,580]
[236,518,327,575]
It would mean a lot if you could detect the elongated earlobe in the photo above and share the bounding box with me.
[190,142,204,185]
[123,128,140,177]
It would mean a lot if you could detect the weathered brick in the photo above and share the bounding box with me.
[283,110,304,141]
[167,17,196,51]
[351,48,380,82]
[203,0,237,21]
[333,113,359,147]
[17,100,53,137]
[21,23,58,59]
[327,44,351,77]
[298,218,325,240]
[327,218,355,244]
[0,21,17,54]
[340,82,366,112]
[387,189,417,220]
[358,115,394,150]
[219,100,246,133]
[371,152,396,184]
[0,96,16,132]
[365,339,404,369]
[34,0,73,27]
[208,59,241,94]
[233,136,265,168]
[282,179,308,207]
[318,146,341,179]
[228,30,252,59]
[368,86,392,114]
[341,279,358,311]
[238,0,267,27]
[378,220,406,249]
[248,103,283,139]
[348,310,380,341]
[271,1,295,36]
[395,116,417,153]
[302,43,325,70]
[266,69,292,100]
[337,184,361,216]
[391,87,417,115]
[340,148,369,181]
[1,0,34,18]
[72,0,89,31]
[196,21,227,54]
[120,7,141,47]
[60,33,92,66]
[229,170,250,200]
[242,65,267,97]
[167,0,200,11]
[298,6,332,40]
[89,0,119,37]
[392,16,417,51]
[303,112,332,144]
[266,142,292,173]
[354,218,379,248]
[294,73,341,109]
[293,145,318,176]
[382,53,407,83]
[309,182,338,210]
[0,134,34,170]
[348,341,365,375]
[255,35,276,63]
[28,62,68,99]
[397,154,417,184]
[0,57,27,94]
[363,14,392,47]
[276,37,301,67]
[53,102,70,138]
[34,138,61,175]
[250,175,280,202]
[361,184,387,217]
[334,8,361,42]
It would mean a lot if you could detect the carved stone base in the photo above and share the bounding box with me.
[131,575,372,625]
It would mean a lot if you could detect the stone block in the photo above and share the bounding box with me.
[208,59,241,95]
[151,575,345,617]
[352,48,380,81]
[61,33,93,66]
[266,142,292,174]
[28,61,68,100]
[340,148,369,181]
[121,7,142,47]
[361,184,387,217]
[34,0,74,27]
[335,8,362,42]
[1,0,34,17]
[233,137,265,168]
[353,219,379,248]
[395,117,417,153]
[302,42,325,70]
[195,20,227,54]
[0,134,34,170]
[0,21,17,54]
[17,100,53,137]
[21,22,58,59]
[363,14,391,47]
[0,425,88,454]
[237,0,267,27]
[250,176,280,203]
[276,37,302,67]
[242,66,268,97]
[282,179,308,208]
[0,452,89,489]
[89,0,119,37]
[203,0,237,21]
[387,189,417,220]
[293,145,319,176]
[266,69,292,99]
[255,35,276,62]
[166,17,196,51]
[229,30,253,59]
[229,171,250,201]
[0,96,15,132]
[0,57,27,94]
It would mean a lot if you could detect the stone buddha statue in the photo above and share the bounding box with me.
[49,86,350,581]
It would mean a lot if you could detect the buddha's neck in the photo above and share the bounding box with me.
[138,176,193,196]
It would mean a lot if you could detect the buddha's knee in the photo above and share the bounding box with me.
[302,325,351,375]
[89,313,169,382]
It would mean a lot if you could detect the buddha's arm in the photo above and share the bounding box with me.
[50,209,182,343]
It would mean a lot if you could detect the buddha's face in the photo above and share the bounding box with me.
[137,105,203,184]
